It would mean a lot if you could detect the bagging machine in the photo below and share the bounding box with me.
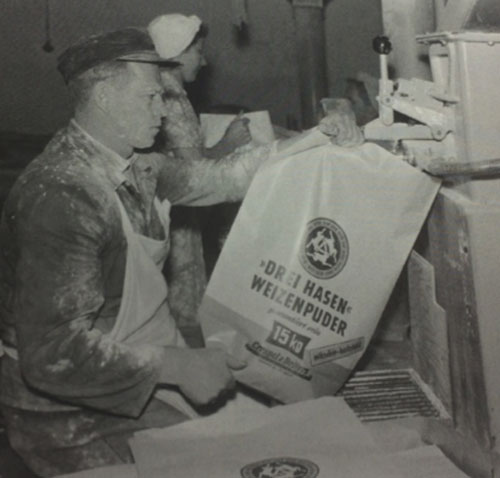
[363,22,500,473]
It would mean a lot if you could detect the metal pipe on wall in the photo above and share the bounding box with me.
[291,1,328,129]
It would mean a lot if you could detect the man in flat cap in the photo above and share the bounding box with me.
[0,26,362,477]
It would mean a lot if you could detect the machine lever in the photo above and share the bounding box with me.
[372,36,394,125]
[372,35,392,55]
[372,36,392,81]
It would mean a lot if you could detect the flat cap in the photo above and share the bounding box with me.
[57,27,179,83]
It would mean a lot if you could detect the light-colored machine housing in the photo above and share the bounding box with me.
[363,30,500,472]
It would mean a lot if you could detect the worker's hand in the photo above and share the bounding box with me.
[219,113,252,153]
[159,347,246,406]
[318,100,364,147]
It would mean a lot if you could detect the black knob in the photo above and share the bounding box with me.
[373,36,392,55]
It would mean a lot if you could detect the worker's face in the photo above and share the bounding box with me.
[177,38,207,83]
[103,63,166,150]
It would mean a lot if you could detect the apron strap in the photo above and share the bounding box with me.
[114,192,135,236]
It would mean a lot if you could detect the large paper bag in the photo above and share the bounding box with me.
[199,142,440,403]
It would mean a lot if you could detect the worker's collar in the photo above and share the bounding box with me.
[70,119,139,190]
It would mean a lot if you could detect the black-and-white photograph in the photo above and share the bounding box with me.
[1,1,500,477]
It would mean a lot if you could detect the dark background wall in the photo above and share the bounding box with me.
[0,0,383,135]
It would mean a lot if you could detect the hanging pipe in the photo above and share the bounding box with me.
[291,0,328,128]
[43,0,54,53]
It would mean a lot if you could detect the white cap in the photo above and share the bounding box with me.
[148,14,202,60]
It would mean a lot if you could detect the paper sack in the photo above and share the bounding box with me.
[198,142,440,403]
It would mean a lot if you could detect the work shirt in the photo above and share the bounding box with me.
[161,71,202,154]
[159,71,207,329]
[0,120,272,417]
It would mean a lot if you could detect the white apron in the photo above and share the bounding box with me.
[110,194,198,417]
[2,197,181,353]
[110,195,183,347]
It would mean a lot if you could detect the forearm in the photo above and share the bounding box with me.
[203,140,234,159]
[18,322,164,417]
[157,143,273,206]
[15,244,164,416]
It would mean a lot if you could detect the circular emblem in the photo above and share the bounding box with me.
[299,217,349,279]
[241,457,319,478]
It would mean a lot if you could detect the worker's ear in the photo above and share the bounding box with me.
[93,81,113,112]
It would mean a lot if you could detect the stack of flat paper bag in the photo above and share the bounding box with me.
[129,397,405,478]
[55,397,470,478]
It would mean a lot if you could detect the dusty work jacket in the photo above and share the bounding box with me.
[0,120,271,417]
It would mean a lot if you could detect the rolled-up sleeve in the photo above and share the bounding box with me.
[14,181,163,418]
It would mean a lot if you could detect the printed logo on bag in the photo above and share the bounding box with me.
[299,218,349,279]
[240,457,320,478]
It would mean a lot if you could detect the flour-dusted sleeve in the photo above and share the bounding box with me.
[157,143,274,206]
[13,179,164,418]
